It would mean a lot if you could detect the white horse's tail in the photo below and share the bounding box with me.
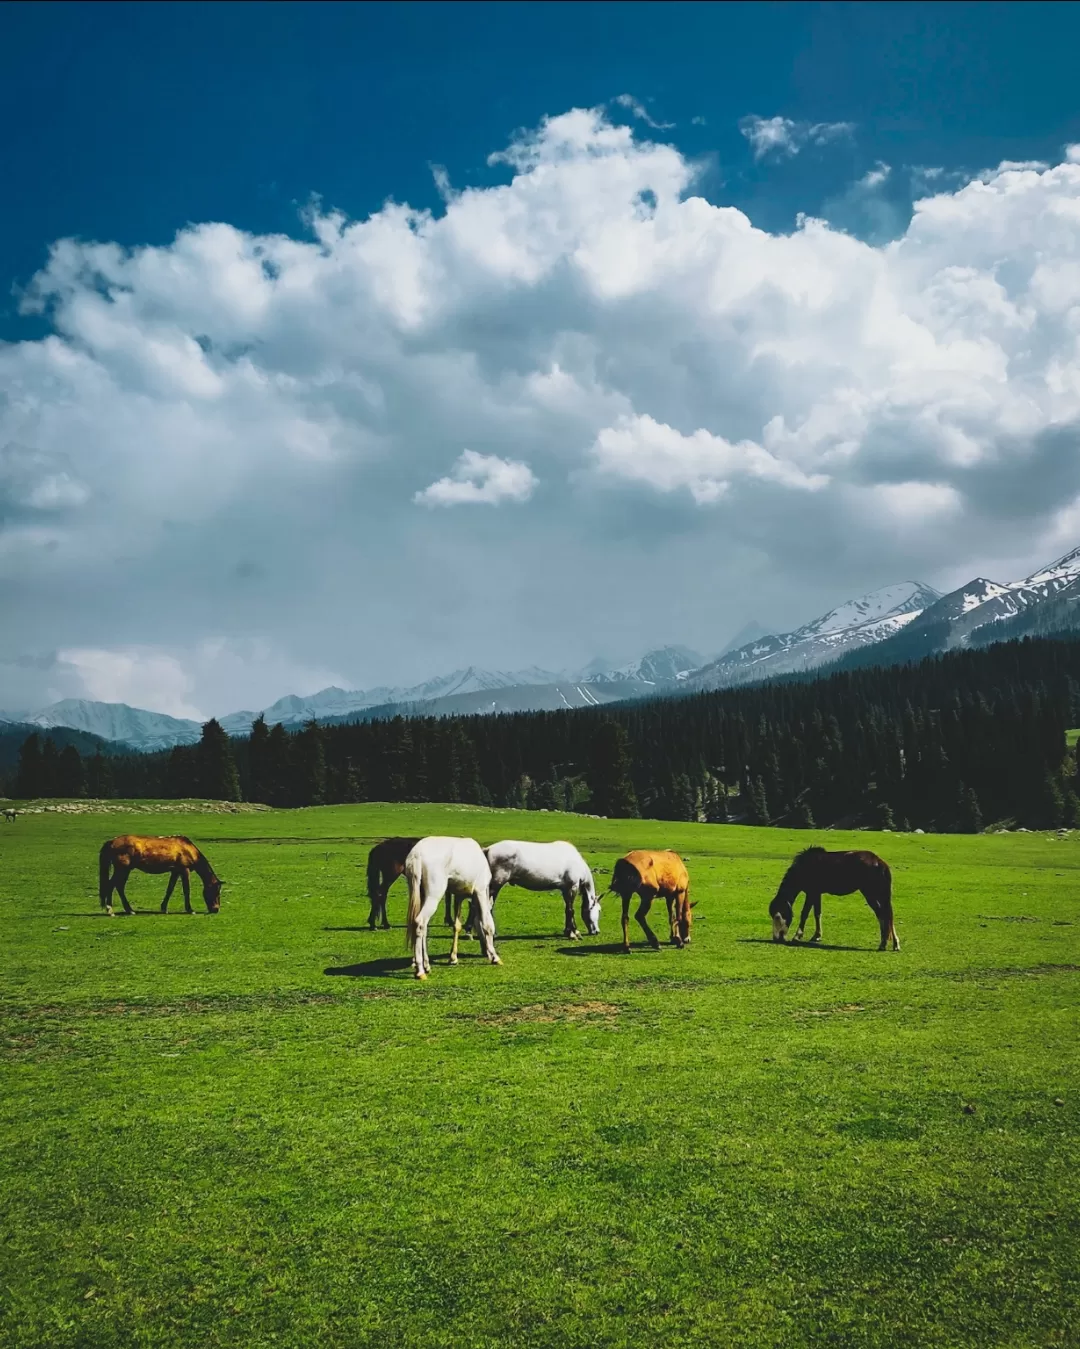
[405,860,423,952]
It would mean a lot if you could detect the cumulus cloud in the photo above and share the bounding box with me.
[3,106,1080,711]
[415,450,538,507]
[739,114,854,161]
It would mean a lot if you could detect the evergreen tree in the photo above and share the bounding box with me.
[58,744,86,797]
[294,720,327,806]
[248,714,272,804]
[86,750,113,798]
[14,734,43,798]
[265,723,292,806]
[40,738,60,797]
[876,800,896,830]
[957,784,983,834]
[587,721,639,818]
[748,775,770,825]
[197,719,241,801]
[794,799,815,829]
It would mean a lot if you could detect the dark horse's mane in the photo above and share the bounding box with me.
[792,846,827,865]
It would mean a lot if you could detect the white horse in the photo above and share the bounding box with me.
[484,840,601,939]
[405,836,500,981]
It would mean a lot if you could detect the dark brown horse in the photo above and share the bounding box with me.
[98,835,222,916]
[365,836,421,929]
[769,846,898,950]
[610,850,693,951]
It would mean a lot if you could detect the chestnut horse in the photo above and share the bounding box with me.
[98,835,222,917]
[769,846,898,950]
[609,849,692,951]
[365,836,422,929]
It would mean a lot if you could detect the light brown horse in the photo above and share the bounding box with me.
[610,849,693,951]
[98,835,223,916]
[769,846,898,950]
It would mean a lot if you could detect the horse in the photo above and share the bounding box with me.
[98,835,223,917]
[768,846,899,950]
[365,836,421,929]
[405,836,500,980]
[477,840,601,939]
[609,850,692,951]
[2,808,16,823]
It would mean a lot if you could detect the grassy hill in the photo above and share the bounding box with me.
[2,802,1078,1347]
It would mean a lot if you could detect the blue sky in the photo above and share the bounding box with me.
[2,2,1080,715]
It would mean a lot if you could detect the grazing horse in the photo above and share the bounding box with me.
[609,850,692,951]
[98,835,223,917]
[2,808,16,823]
[405,836,500,980]
[365,836,421,929]
[478,840,601,939]
[769,846,899,950]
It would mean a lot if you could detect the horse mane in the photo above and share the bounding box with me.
[792,845,827,865]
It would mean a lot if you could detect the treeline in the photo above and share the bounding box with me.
[7,636,1080,833]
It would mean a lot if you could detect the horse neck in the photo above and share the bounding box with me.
[775,866,802,906]
[192,852,218,886]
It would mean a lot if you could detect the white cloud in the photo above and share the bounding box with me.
[415,450,538,507]
[613,94,674,131]
[739,114,854,161]
[3,106,1080,709]
[590,414,827,504]
[58,647,204,720]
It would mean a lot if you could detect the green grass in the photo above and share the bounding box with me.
[1067,727,1079,748]
[2,803,1079,1348]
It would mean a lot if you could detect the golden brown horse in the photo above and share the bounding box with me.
[769,846,898,950]
[98,835,222,916]
[610,849,693,951]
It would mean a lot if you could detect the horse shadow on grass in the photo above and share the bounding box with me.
[324,957,414,978]
[556,942,659,957]
[738,937,867,953]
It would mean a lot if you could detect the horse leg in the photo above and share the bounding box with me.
[448,895,463,965]
[103,864,116,917]
[563,885,581,940]
[115,866,134,915]
[380,872,393,929]
[180,869,192,914]
[621,893,632,952]
[161,870,179,913]
[473,888,501,967]
[794,893,814,942]
[635,890,661,950]
[807,894,823,943]
[413,889,443,980]
[867,889,899,951]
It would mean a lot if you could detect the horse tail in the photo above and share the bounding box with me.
[404,858,423,953]
[366,846,382,903]
[98,841,112,907]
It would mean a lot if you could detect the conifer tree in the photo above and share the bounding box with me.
[14,734,43,798]
[587,721,639,818]
[197,719,241,801]
[748,775,770,825]
[265,722,292,806]
[86,750,113,798]
[40,738,60,797]
[58,744,85,797]
[248,715,271,804]
[294,719,327,806]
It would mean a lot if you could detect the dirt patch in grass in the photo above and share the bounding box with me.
[792,1003,867,1019]
[475,1000,621,1027]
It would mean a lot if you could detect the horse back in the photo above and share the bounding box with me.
[818,849,890,895]
[105,834,200,868]
[621,849,688,895]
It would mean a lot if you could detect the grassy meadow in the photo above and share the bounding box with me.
[2,802,1079,1347]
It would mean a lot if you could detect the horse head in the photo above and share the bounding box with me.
[204,877,223,914]
[769,892,792,942]
[676,896,696,946]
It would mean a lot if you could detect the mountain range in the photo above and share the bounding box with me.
[5,545,1080,754]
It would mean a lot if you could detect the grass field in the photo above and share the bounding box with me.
[2,803,1079,1348]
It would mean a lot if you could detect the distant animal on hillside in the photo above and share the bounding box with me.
[98,835,223,917]
[2,808,17,823]
[768,846,898,950]
[405,836,499,980]
[365,836,422,929]
[608,850,692,952]
[477,840,601,939]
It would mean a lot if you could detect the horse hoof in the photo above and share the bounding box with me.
[491,955,502,965]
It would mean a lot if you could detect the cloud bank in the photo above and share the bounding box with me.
[3,107,1080,712]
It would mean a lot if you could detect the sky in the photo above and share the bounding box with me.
[3,1,1080,718]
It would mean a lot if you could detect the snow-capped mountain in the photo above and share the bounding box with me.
[585,646,704,685]
[25,699,202,753]
[684,582,941,690]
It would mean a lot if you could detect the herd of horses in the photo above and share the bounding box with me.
[97,831,899,980]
